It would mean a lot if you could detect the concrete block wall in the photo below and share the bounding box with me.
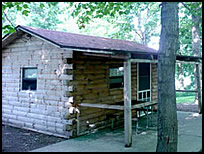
[2,34,73,138]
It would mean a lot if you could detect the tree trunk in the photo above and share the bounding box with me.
[156,2,179,152]
[196,64,202,114]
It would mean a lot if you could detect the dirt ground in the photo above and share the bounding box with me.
[176,103,199,113]
[2,125,66,152]
[2,103,200,152]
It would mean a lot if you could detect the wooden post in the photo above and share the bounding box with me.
[124,59,132,147]
[196,64,202,114]
[76,112,80,136]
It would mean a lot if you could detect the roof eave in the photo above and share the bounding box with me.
[16,25,158,56]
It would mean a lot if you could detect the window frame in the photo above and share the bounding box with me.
[21,67,38,91]
[137,63,152,101]
[109,67,124,89]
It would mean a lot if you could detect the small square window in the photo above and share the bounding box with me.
[109,67,124,89]
[22,68,37,91]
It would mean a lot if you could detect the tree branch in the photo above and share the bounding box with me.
[181,2,192,12]
[134,30,144,44]
[3,11,15,28]
[181,2,201,22]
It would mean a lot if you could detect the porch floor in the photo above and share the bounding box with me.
[31,111,202,152]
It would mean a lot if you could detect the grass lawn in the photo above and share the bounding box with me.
[176,96,195,104]
[176,92,195,104]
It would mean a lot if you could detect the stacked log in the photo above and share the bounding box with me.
[151,63,158,110]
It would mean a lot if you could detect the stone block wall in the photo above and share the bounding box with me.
[2,34,73,138]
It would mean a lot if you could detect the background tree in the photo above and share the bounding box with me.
[182,2,202,106]
[24,2,62,30]
[176,2,202,112]
[156,2,179,151]
[68,2,161,45]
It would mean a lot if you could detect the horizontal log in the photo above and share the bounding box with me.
[110,90,123,95]
[74,70,106,74]
[76,65,108,70]
[74,74,105,80]
[79,112,106,122]
[85,83,108,89]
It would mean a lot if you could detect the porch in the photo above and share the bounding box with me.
[31,111,202,152]
[68,51,202,147]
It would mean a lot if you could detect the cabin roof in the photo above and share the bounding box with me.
[2,25,202,62]
[2,25,157,55]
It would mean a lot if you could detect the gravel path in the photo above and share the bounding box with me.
[2,103,200,152]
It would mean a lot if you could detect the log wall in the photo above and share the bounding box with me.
[151,63,158,102]
[2,34,73,138]
[67,53,158,135]
[67,53,124,134]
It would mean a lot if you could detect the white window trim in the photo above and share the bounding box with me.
[137,63,152,101]
[20,66,38,92]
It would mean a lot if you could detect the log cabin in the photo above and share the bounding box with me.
[2,25,202,147]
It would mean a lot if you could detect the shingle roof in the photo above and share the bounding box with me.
[15,25,157,54]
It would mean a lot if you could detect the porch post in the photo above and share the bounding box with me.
[195,63,202,114]
[124,59,132,147]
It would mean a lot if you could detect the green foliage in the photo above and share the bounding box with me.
[24,2,62,30]
[2,2,60,37]
[69,2,161,44]
[2,2,31,36]
[175,2,202,90]
[2,25,16,34]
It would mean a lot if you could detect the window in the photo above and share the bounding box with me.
[22,67,37,91]
[109,67,124,89]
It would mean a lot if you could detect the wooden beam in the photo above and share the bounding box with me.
[176,55,202,62]
[131,101,157,109]
[130,59,158,63]
[79,102,158,110]
[124,59,132,147]
[79,103,124,110]
[176,60,200,65]
[195,64,202,114]
[82,52,129,60]
[176,90,198,93]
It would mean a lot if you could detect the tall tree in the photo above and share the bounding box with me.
[180,2,202,112]
[156,2,179,152]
